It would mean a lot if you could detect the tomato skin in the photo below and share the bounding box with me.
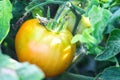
[15,19,76,77]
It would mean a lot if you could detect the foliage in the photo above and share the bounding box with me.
[0,0,12,44]
[0,0,120,80]
[95,66,120,80]
[96,29,120,60]
[0,53,44,80]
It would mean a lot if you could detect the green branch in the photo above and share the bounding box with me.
[52,2,66,30]
[25,1,64,15]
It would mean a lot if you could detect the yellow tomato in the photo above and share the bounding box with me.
[15,19,76,77]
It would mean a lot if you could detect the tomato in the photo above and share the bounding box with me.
[15,19,76,77]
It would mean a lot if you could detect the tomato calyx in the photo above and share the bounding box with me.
[35,1,86,35]
[36,14,50,26]
[36,2,68,33]
[36,14,65,33]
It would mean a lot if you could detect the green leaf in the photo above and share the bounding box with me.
[96,29,120,60]
[16,63,44,80]
[88,5,111,44]
[71,29,96,44]
[108,57,117,63]
[94,66,120,80]
[71,34,81,44]
[55,72,93,80]
[115,0,120,3]
[100,0,109,3]
[25,0,44,17]
[0,54,19,69]
[80,29,96,44]
[73,5,112,54]
[109,9,120,24]
[86,0,99,12]
[31,7,44,17]
[0,53,45,80]
[0,0,13,44]
[0,68,19,80]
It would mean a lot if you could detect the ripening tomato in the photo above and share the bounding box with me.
[15,19,76,77]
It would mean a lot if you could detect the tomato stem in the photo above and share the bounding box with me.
[24,1,64,15]
[47,6,51,20]
[51,2,66,30]
[69,3,83,35]
[71,3,85,14]
[72,16,81,35]
[57,18,65,32]
[15,13,28,30]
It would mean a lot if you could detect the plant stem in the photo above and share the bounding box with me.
[72,16,81,35]
[15,13,28,30]
[52,2,66,30]
[47,6,50,20]
[115,57,120,67]
[69,3,82,35]
[25,1,64,15]
[53,2,66,22]
[57,19,65,32]
[71,3,85,14]
[63,72,94,80]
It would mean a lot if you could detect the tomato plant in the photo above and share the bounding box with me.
[1,0,120,80]
[15,19,76,77]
